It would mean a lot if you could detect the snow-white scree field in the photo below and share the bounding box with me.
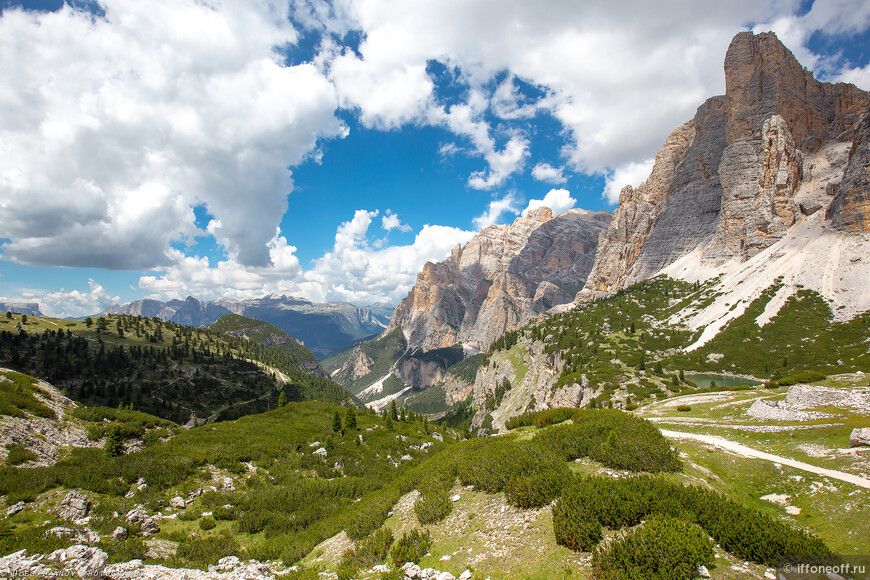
[661,209,870,351]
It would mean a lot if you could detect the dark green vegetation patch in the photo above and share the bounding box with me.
[0,370,55,419]
[0,315,353,423]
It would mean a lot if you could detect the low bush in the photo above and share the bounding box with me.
[534,409,681,473]
[591,515,714,580]
[552,486,602,552]
[553,475,830,566]
[0,372,55,419]
[676,405,692,412]
[414,487,452,525]
[770,370,827,387]
[198,517,216,531]
[5,443,37,466]
[457,438,566,494]
[390,529,431,566]
[338,527,394,580]
[505,468,570,509]
[102,537,148,564]
[212,505,239,521]
[177,509,198,522]
[505,407,577,430]
[174,533,239,569]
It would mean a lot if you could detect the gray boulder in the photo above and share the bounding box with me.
[849,427,870,447]
[125,506,160,535]
[6,501,25,517]
[47,545,108,578]
[56,490,89,521]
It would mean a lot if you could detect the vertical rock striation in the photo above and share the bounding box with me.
[827,112,870,232]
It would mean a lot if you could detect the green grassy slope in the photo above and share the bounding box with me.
[209,313,318,362]
[0,392,837,579]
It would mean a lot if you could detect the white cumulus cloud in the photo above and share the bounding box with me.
[522,189,576,217]
[531,163,567,184]
[136,212,474,306]
[472,193,522,229]
[603,159,656,205]
[381,210,412,232]
[38,279,120,319]
[0,0,344,270]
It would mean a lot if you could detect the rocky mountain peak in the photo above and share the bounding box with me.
[389,207,611,351]
[724,31,867,151]
[583,30,869,296]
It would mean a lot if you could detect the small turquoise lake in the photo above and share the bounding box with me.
[684,373,761,389]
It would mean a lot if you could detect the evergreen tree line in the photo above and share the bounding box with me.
[0,317,351,423]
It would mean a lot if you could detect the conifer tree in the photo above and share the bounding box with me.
[278,391,287,407]
[332,410,343,433]
[344,407,357,431]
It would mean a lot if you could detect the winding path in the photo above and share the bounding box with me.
[661,429,870,490]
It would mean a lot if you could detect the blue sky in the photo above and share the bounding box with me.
[1,0,869,317]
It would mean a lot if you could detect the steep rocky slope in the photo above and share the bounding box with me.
[388,207,611,352]
[0,369,96,466]
[583,31,869,296]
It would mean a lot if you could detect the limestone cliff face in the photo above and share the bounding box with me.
[827,111,870,232]
[584,31,869,295]
[330,346,375,385]
[389,207,611,351]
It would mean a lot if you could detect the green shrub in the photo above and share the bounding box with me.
[414,487,452,525]
[676,405,691,412]
[177,509,198,522]
[534,409,681,473]
[505,407,577,430]
[591,515,714,580]
[457,438,565,493]
[505,468,570,509]
[174,533,239,569]
[552,488,602,552]
[338,527,395,580]
[357,527,395,564]
[5,444,37,466]
[212,505,239,521]
[554,475,830,566]
[770,370,828,387]
[198,517,216,531]
[390,529,431,566]
[102,537,148,564]
[0,372,55,419]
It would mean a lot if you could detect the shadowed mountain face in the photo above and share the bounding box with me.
[387,207,612,352]
[101,295,393,358]
[0,303,42,316]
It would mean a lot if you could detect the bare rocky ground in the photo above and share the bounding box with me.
[0,369,99,466]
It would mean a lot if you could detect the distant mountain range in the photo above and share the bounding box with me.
[99,295,394,358]
[0,302,42,316]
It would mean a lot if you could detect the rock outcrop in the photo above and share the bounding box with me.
[850,428,870,447]
[827,111,870,232]
[0,371,98,466]
[55,490,90,522]
[584,31,869,295]
[331,347,376,385]
[389,208,611,351]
